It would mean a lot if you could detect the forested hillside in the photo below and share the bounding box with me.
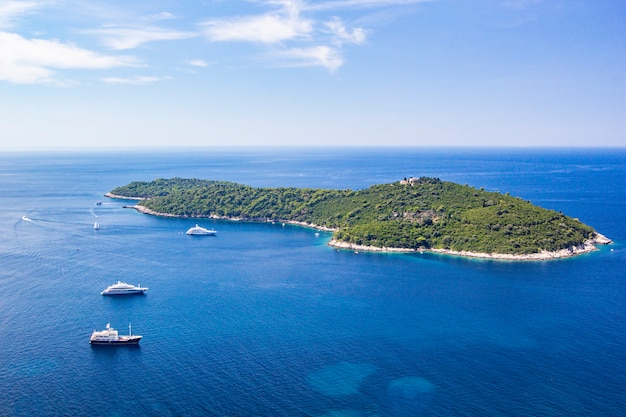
[109,177,597,255]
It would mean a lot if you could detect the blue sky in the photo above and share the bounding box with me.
[0,0,624,149]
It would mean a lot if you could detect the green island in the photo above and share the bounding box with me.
[106,177,611,260]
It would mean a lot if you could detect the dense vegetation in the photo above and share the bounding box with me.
[109,177,597,255]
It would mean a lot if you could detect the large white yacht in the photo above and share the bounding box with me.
[186,224,217,236]
[101,281,148,295]
[90,323,141,346]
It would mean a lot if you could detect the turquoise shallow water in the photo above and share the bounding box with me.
[0,148,624,416]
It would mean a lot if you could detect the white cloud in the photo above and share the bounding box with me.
[271,46,343,71]
[187,59,209,67]
[201,14,311,43]
[141,12,177,22]
[0,0,431,82]
[101,76,168,85]
[0,31,140,84]
[198,0,424,70]
[325,17,366,44]
[0,0,42,28]
[304,0,432,12]
[87,26,197,50]
[200,1,312,43]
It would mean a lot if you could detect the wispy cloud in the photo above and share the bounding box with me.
[101,75,169,85]
[87,26,197,50]
[270,46,344,71]
[324,17,366,45]
[0,0,432,83]
[0,0,46,30]
[303,0,433,12]
[200,3,312,44]
[140,12,177,22]
[0,31,140,84]
[187,59,210,67]
[199,0,376,70]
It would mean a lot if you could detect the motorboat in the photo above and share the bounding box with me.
[101,281,148,295]
[90,323,141,346]
[186,224,217,236]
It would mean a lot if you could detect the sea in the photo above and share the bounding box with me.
[0,147,624,417]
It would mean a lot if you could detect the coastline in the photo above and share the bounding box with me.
[124,203,338,231]
[104,192,147,201]
[116,200,612,262]
[328,233,612,261]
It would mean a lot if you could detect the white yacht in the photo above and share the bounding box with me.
[101,281,148,295]
[94,222,100,230]
[186,224,217,236]
[90,323,141,346]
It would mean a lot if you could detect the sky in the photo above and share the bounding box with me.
[0,0,624,150]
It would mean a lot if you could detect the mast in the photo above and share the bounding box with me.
[129,322,132,336]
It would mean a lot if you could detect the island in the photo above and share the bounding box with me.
[106,177,611,260]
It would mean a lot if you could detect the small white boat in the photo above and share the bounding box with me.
[101,281,148,295]
[186,224,217,236]
[90,323,141,346]
[94,222,100,230]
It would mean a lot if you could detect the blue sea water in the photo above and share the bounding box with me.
[0,147,624,416]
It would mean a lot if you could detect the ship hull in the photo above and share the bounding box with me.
[101,290,146,295]
[90,337,142,346]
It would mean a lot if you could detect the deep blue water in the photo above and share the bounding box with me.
[0,147,624,416]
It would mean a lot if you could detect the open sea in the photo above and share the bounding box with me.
[0,147,624,417]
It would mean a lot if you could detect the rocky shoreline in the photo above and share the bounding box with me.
[328,234,612,261]
[126,203,338,232]
[104,192,147,201]
[108,194,612,261]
